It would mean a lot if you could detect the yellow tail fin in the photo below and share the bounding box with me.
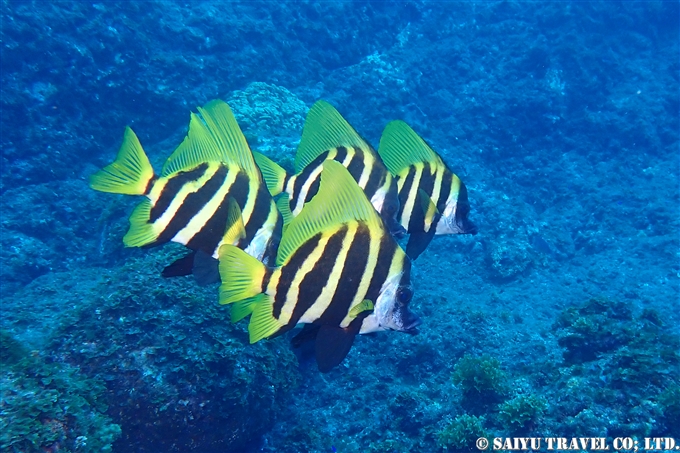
[90,127,154,195]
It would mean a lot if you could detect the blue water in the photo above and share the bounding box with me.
[1,2,678,452]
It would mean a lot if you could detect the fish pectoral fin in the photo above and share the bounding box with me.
[254,151,288,196]
[222,197,246,245]
[90,126,155,195]
[349,299,374,319]
[192,250,220,286]
[161,251,197,278]
[418,189,440,225]
[315,323,360,373]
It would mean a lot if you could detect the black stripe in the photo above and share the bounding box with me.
[363,158,387,200]
[156,165,227,244]
[241,184,274,249]
[288,226,349,326]
[332,146,348,165]
[407,164,432,233]
[438,169,453,213]
[303,176,321,205]
[262,210,282,267]
[365,233,397,303]
[345,147,365,186]
[419,163,435,200]
[273,233,322,318]
[291,151,330,208]
[261,268,273,293]
[397,166,416,219]
[150,163,209,222]
[318,224,371,326]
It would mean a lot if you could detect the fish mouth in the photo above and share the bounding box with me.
[388,220,407,239]
[402,315,422,335]
[457,219,478,235]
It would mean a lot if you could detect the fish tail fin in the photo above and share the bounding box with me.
[253,151,287,196]
[230,297,260,323]
[218,244,268,305]
[90,127,155,195]
[248,294,280,343]
[122,199,160,247]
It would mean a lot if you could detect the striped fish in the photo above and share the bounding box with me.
[90,100,281,283]
[378,120,477,260]
[252,100,405,238]
[218,160,420,372]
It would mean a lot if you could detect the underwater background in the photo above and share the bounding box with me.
[1,1,679,452]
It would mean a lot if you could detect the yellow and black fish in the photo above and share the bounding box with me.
[90,100,281,283]
[378,120,477,260]
[218,160,420,372]
[252,100,405,237]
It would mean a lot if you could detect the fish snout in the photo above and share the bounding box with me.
[401,309,421,335]
[462,220,478,235]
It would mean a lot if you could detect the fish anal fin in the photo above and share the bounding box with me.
[315,322,361,373]
[192,250,220,286]
[405,226,437,260]
[291,324,321,348]
[161,251,197,278]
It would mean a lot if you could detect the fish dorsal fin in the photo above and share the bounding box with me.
[161,100,259,179]
[378,120,443,175]
[253,151,288,196]
[276,160,381,266]
[294,100,369,173]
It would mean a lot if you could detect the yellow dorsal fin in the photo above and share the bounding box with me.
[276,160,381,266]
[161,100,259,179]
[222,197,247,245]
[378,120,443,175]
[253,151,288,196]
[294,100,369,173]
[198,100,259,179]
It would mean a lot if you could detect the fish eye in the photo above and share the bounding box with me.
[384,200,397,216]
[397,286,413,304]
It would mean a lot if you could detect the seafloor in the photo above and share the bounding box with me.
[1,2,678,453]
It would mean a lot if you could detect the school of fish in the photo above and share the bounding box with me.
[90,99,477,372]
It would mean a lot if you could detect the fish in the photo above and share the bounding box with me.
[89,100,282,283]
[218,160,420,372]
[252,99,405,238]
[377,120,477,260]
